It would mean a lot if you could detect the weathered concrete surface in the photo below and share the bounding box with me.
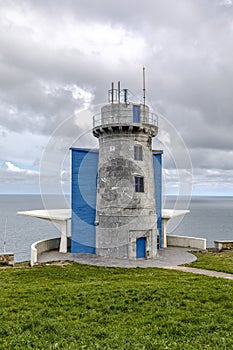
[93,103,158,136]
[94,102,158,259]
[38,247,197,267]
[167,234,206,250]
[31,238,60,267]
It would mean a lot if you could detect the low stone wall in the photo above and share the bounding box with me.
[0,252,14,266]
[214,240,233,252]
[167,235,206,250]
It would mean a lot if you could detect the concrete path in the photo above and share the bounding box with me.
[38,247,197,268]
[164,266,233,280]
[38,247,233,280]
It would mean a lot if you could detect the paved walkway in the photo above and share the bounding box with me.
[38,247,197,268]
[38,247,233,280]
[164,266,233,280]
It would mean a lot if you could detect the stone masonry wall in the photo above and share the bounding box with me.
[95,103,158,259]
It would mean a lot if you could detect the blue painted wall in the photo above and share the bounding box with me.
[71,148,98,254]
[153,151,163,248]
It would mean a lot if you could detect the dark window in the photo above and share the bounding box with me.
[135,176,144,192]
[134,145,143,161]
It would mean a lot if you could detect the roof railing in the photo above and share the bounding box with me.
[93,108,158,129]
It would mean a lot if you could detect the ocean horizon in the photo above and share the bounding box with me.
[0,194,232,262]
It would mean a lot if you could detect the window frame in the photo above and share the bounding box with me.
[134,144,143,161]
[135,176,144,193]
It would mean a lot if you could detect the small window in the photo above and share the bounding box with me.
[135,176,144,192]
[133,105,140,122]
[134,145,142,161]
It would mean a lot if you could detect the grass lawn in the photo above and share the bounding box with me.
[0,263,232,349]
[187,250,233,274]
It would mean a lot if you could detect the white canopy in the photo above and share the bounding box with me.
[18,208,189,251]
[17,209,71,253]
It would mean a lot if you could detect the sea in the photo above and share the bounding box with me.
[0,195,232,262]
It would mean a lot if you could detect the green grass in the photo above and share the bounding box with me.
[0,263,232,349]
[187,251,233,274]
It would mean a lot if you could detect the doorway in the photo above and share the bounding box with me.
[136,237,146,258]
[133,105,140,123]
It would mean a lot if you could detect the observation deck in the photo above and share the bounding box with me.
[93,103,158,138]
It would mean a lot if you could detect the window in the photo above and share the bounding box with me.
[133,105,140,122]
[134,145,143,161]
[135,176,144,192]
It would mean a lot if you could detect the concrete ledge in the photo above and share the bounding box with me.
[167,235,206,250]
[31,238,61,266]
[31,237,71,266]
[214,240,233,252]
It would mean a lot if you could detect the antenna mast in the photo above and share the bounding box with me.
[143,66,146,105]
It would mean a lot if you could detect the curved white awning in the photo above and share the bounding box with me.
[17,209,71,253]
[17,209,71,221]
[162,209,190,219]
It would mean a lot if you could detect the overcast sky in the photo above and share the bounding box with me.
[0,0,233,196]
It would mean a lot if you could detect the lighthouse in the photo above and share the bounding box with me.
[20,79,199,266]
[92,82,159,259]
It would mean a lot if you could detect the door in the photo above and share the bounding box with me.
[133,105,140,123]
[136,237,146,258]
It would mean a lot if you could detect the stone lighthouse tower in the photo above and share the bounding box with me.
[93,81,159,259]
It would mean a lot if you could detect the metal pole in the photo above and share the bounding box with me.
[118,81,121,103]
[111,82,114,103]
[143,66,146,105]
[123,89,128,104]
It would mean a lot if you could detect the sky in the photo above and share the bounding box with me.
[0,0,233,196]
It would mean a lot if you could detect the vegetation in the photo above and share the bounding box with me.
[0,263,232,349]
[188,250,233,274]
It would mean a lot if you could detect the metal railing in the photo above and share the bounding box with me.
[93,108,158,129]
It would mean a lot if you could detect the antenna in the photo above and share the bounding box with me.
[118,81,121,103]
[123,89,128,104]
[143,66,146,105]
[111,82,114,103]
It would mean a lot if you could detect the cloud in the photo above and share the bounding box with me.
[218,0,233,7]
[0,160,40,194]
[5,161,38,175]
[0,0,233,195]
